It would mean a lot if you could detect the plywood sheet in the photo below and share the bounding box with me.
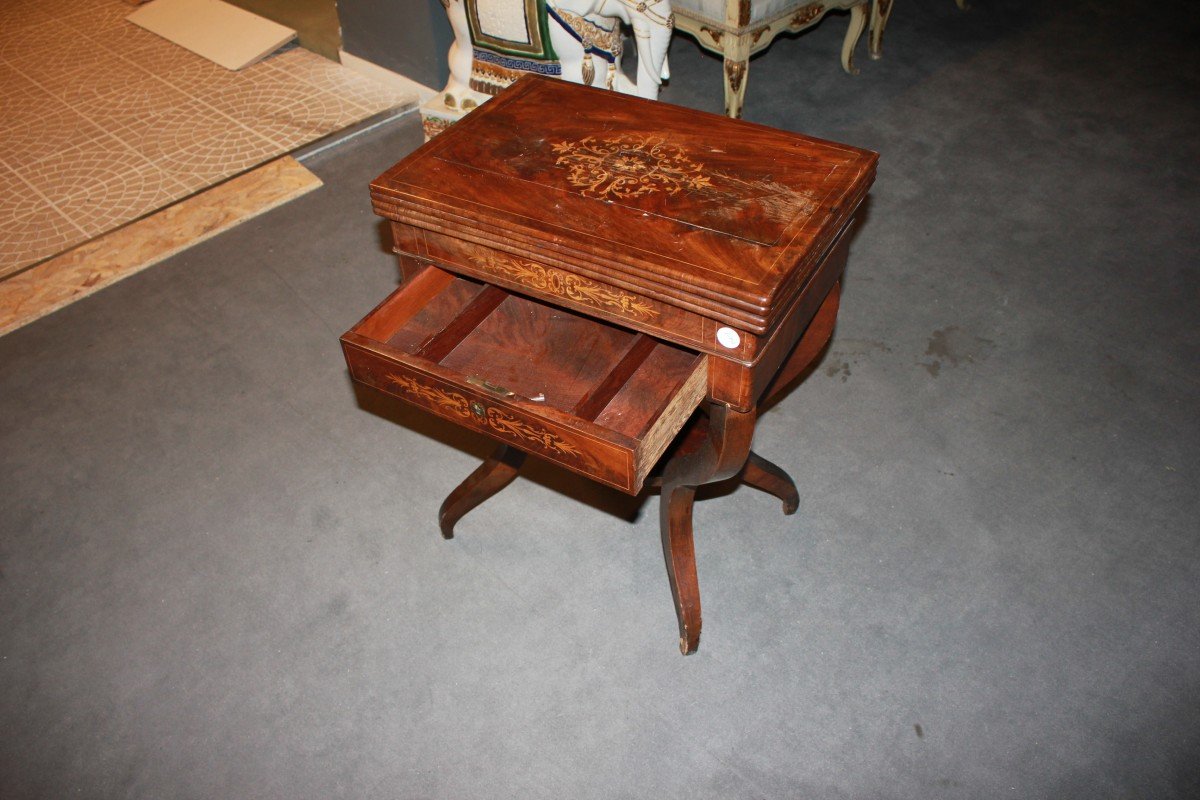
[128,0,295,70]
[0,157,322,338]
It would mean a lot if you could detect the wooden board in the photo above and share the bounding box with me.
[128,0,296,70]
[0,157,321,338]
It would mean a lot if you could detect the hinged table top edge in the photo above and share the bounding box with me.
[371,76,876,321]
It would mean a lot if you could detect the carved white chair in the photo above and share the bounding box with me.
[671,0,894,118]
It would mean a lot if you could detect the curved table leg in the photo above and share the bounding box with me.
[655,279,839,652]
[649,426,798,517]
[740,451,800,515]
[660,403,756,654]
[438,444,526,539]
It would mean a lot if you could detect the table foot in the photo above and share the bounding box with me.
[438,444,525,539]
[661,482,701,654]
[659,404,756,655]
[741,451,800,515]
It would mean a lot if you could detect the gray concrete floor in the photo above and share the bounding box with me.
[2,0,1198,797]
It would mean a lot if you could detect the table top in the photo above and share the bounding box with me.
[371,76,876,333]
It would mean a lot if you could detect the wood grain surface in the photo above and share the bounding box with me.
[370,75,877,332]
[342,268,708,494]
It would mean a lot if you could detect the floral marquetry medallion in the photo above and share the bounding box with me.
[551,135,713,200]
[536,131,823,242]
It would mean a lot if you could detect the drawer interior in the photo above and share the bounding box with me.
[345,266,708,491]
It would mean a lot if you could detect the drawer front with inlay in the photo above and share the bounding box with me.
[341,266,708,494]
[389,222,763,364]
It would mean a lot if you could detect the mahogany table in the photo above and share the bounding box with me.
[341,76,876,654]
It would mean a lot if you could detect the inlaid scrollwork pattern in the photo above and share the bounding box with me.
[471,253,659,320]
[389,375,472,417]
[388,374,584,459]
[547,133,818,226]
[484,407,583,458]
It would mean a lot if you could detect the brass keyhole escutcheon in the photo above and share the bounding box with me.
[470,401,486,419]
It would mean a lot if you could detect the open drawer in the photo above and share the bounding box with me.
[340,266,708,494]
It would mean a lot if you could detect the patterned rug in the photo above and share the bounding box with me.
[0,0,415,280]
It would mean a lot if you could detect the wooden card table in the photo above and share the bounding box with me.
[341,76,876,654]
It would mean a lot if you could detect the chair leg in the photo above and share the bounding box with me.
[870,0,894,60]
[842,4,868,75]
[722,35,752,119]
[437,444,525,539]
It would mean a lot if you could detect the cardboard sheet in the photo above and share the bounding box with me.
[128,0,296,70]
